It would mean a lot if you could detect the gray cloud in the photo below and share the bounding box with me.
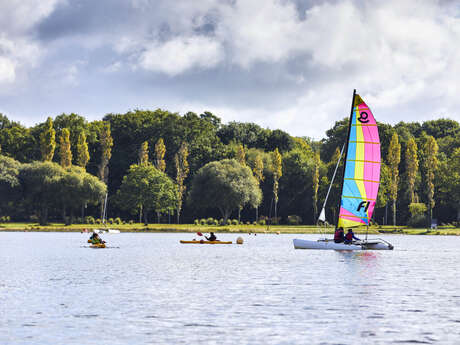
[0,0,459,137]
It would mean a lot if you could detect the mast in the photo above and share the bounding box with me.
[335,89,356,228]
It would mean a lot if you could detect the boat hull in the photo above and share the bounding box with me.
[293,238,393,250]
[180,240,232,244]
[89,243,106,248]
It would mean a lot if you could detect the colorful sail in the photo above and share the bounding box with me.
[337,94,380,228]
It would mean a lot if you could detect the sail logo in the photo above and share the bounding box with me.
[358,112,369,123]
[357,201,370,212]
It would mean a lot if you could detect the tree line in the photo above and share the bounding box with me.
[0,111,459,227]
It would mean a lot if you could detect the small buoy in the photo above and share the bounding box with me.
[276,231,280,235]
[236,237,244,245]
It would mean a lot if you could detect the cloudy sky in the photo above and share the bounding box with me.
[1,0,459,138]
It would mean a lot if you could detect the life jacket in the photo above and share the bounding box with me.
[334,230,344,241]
[345,232,353,241]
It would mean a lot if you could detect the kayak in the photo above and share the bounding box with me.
[89,243,106,248]
[180,240,232,244]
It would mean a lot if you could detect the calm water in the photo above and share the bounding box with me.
[0,232,459,344]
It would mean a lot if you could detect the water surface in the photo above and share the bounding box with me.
[0,233,459,344]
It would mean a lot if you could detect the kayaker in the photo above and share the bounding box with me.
[334,227,345,243]
[90,232,104,244]
[344,229,360,244]
[205,232,217,241]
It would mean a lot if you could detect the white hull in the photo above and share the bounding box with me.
[94,228,120,234]
[293,238,393,250]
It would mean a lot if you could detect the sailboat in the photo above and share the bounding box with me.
[93,193,120,234]
[293,90,393,250]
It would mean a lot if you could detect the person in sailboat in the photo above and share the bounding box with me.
[205,232,217,241]
[334,227,345,243]
[344,229,360,244]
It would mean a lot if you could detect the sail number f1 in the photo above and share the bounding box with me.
[357,201,370,212]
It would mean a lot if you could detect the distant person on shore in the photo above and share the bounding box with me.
[206,232,217,241]
[334,227,345,243]
[344,229,360,244]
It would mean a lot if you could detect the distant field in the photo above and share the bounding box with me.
[0,222,459,235]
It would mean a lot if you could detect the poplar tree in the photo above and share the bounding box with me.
[76,131,90,168]
[139,141,149,165]
[423,135,439,226]
[312,151,320,221]
[236,144,246,166]
[154,138,166,172]
[40,117,56,162]
[175,142,189,224]
[388,132,401,226]
[97,122,113,219]
[59,128,72,169]
[405,136,419,204]
[252,154,264,221]
[272,148,282,223]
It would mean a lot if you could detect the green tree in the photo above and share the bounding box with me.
[116,164,178,224]
[423,135,439,225]
[59,128,72,169]
[236,144,246,165]
[387,132,401,225]
[0,155,21,216]
[405,136,419,204]
[272,148,283,223]
[98,122,113,184]
[189,159,262,224]
[40,117,56,162]
[19,161,65,225]
[252,153,264,221]
[312,151,320,221]
[376,162,391,225]
[76,131,90,168]
[139,141,149,165]
[175,142,189,224]
[154,138,166,172]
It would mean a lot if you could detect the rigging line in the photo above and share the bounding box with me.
[317,142,346,223]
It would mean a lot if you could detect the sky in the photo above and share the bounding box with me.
[0,0,459,139]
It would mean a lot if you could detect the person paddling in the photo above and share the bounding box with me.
[334,227,345,243]
[206,232,217,241]
[89,232,105,244]
[344,229,360,244]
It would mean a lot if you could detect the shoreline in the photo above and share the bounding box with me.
[1,223,459,235]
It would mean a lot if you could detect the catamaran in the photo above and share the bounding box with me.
[94,193,120,234]
[293,90,393,250]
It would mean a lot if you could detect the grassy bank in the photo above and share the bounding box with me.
[1,222,460,235]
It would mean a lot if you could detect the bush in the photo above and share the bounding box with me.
[114,217,122,224]
[409,203,427,217]
[0,216,10,223]
[206,217,215,225]
[246,221,250,225]
[194,219,200,225]
[200,218,207,226]
[108,218,114,224]
[129,220,134,225]
[219,218,225,225]
[253,221,257,225]
[407,214,429,228]
[85,216,96,224]
[96,218,102,224]
[287,215,302,225]
[231,219,239,225]
[30,215,39,223]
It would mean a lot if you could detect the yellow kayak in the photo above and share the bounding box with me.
[90,243,106,248]
[180,240,232,244]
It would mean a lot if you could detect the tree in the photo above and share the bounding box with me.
[423,135,439,225]
[272,148,283,223]
[387,132,401,225]
[405,136,419,204]
[312,151,320,221]
[138,141,149,165]
[116,164,178,224]
[175,142,189,224]
[0,155,21,216]
[252,153,264,221]
[154,138,166,172]
[236,144,246,165]
[59,128,72,169]
[76,131,90,168]
[97,122,113,184]
[189,159,262,224]
[376,162,391,225]
[40,117,56,162]
[19,161,65,225]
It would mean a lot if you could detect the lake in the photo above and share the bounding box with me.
[1,232,459,344]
